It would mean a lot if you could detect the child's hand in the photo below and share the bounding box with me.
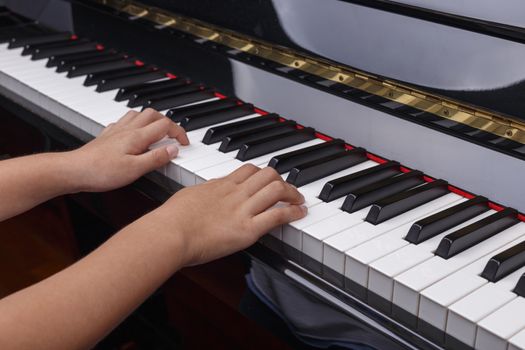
[71,109,188,192]
[145,164,307,266]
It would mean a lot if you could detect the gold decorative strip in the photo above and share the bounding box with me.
[96,0,525,145]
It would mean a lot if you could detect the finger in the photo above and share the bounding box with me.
[240,167,283,196]
[167,123,190,145]
[133,118,173,151]
[129,108,164,128]
[132,108,189,145]
[225,163,260,184]
[134,144,178,173]
[250,205,307,237]
[244,180,305,214]
[115,110,140,126]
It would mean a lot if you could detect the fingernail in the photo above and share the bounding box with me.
[166,144,179,159]
[300,205,308,214]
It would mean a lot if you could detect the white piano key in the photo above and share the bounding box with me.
[445,264,525,348]
[301,206,371,263]
[281,161,377,249]
[368,208,497,305]
[418,233,525,336]
[392,222,525,323]
[344,198,468,288]
[187,139,326,185]
[3,62,131,127]
[193,158,245,184]
[509,327,525,350]
[323,192,462,274]
[282,200,345,249]
[2,63,51,78]
[475,298,525,350]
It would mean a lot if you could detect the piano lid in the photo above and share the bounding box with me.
[133,0,525,133]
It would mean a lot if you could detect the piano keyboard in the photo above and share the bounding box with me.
[2,28,525,350]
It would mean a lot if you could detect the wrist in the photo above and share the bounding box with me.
[57,150,89,194]
[128,206,188,271]
[37,151,86,195]
[61,147,106,193]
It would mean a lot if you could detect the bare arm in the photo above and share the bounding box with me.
[0,110,306,350]
[0,108,188,221]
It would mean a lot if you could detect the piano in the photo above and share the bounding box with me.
[1,1,525,349]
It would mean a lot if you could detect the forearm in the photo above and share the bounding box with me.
[0,152,80,221]
[0,209,184,350]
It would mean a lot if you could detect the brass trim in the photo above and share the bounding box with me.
[96,0,525,145]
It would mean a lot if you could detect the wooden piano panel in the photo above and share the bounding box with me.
[0,198,79,298]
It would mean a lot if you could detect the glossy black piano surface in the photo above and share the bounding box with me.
[139,0,525,122]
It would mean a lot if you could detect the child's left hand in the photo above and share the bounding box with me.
[70,108,188,192]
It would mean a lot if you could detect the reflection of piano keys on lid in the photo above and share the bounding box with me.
[2,1,525,349]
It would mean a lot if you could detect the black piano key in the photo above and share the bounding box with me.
[127,84,199,107]
[513,274,525,297]
[435,208,519,259]
[219,120,297,152]
[0,24,47,43]
[142,89,216,111]
[181,104,255,132]
[236,127,317,161]
[31,40,98,60]
[58,53,124,72]
[32,42,100,61]
[8,31,71,48]
[319,161,401,202]
[67,59,135,78]
[97,70,167,92]
[166,99,238,122]
[55,50,116,66]
[55,51,119,72]
[342,170,425,213]
[365,179,449,225]
[203,114,280,145]
[405,196,490,244]
[84,66,148,86]
[286,148,367,187]
[115,78,188,102]
[22,38,79,56]
[47,49,112,67]
[268,139,347,174]
[481,241,525,282]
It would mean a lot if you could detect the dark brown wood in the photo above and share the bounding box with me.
[165,256,292,350]
[0,198,79,298]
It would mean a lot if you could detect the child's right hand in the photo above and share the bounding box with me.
[145,164,307,266]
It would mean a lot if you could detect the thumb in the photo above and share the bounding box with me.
[135,144,179,173]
